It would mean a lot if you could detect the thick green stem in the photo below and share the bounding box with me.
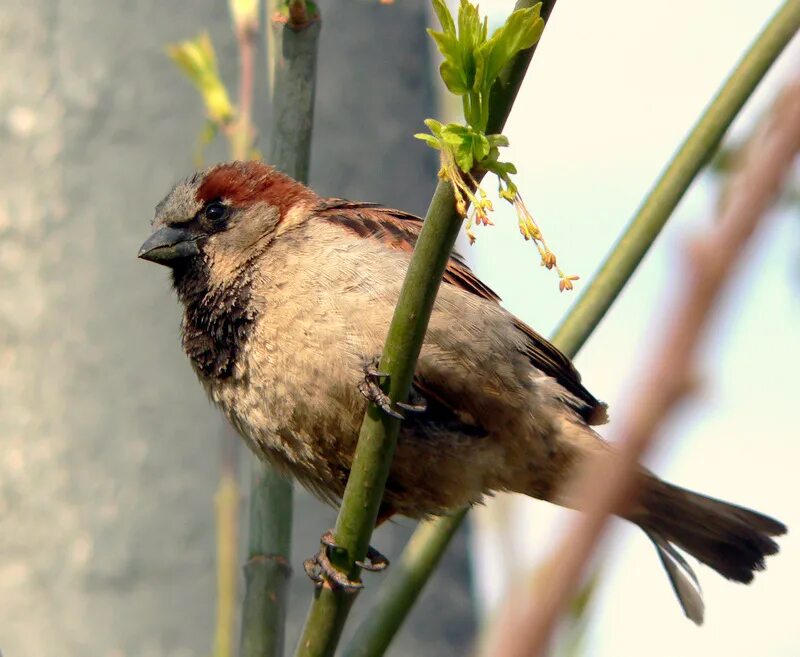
[239,4,321,657]
[341,510,468,657]
[340,1,800,654]
[294,2,553,656]
[240,461,295,657]
[268,2,321,181]
[294,181,462,657]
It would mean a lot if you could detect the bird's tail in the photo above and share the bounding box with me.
[627,476,786,624]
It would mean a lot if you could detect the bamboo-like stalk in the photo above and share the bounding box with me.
[340,1,800,653]
[341,510,468,657]
[239,3,321,657]
[293,3,555,656]
[240,460,294,657]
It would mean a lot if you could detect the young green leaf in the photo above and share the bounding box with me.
[472,132,490,162]
[414,133,443,149]
[430,0,455,36]
[455,139,475,172]
[440,60,471,95]
[456,0,483,92]
[487,134,510,148]
[427,29,461,67]
[423,118,446,136]
[476,4,544,93]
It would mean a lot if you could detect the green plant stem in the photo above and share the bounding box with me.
[239,5,321,657]
[341,510,468,657]
[269,0,321,181]
[241,461,294,657]
[339,1,800,653]
[294,3,552,657]
[294,180,462,657]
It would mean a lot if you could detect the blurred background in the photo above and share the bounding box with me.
[0,1,796,656]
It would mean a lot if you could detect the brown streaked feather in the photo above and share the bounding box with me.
[319,199,608,425]
[511,317,608,425]
[318,199,501,302]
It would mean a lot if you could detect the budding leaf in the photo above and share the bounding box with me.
[487,134,510,148]
[455,139,475,172]
[441,123,470,145]
[430,0,455,35]
[476,4,544,93]
[440,60,471,95]
[423,118,446,137]
[414,133,443,149]
[472,132,490,161]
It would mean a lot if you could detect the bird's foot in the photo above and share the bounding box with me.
[357,358,427,419]
[303,529,389,592]
[356,543,390,572]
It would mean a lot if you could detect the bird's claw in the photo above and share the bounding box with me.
[396,394,427,414]
[356,545,390,572]
[303,530,390,592]
[358,377,405,420]
[304,530,364,592]
[358,358,427,419]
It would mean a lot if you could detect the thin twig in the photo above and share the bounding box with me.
[214,426,242,657]
[235,20,256,158]
[483,75,800,657]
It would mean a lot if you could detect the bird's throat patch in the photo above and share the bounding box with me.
[172,258,256,379]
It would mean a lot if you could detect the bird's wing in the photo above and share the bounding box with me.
[317,199,607,425]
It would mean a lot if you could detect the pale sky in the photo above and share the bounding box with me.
[454,1,799,655]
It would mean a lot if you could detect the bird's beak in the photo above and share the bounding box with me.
[138,226,200,266]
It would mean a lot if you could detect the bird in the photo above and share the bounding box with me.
[139,160,785,623]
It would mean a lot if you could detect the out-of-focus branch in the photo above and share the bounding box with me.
[230,0,259,160]
[214,426,242,657]
[482,76,800,657]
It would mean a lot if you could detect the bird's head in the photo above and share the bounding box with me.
[138,161,317,278]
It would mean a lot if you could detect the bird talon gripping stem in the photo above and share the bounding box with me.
[358,358,405,420]
[303,530,364,592]
[302,529,389,591]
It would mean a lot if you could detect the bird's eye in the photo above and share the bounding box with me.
[204,202,227,223]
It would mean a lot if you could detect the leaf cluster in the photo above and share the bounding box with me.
[429,0,543,132]
[416,0,542,177]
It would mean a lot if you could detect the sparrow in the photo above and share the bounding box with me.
[139,160,785,623]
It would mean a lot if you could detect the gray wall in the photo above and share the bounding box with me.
[0,0,473,655]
